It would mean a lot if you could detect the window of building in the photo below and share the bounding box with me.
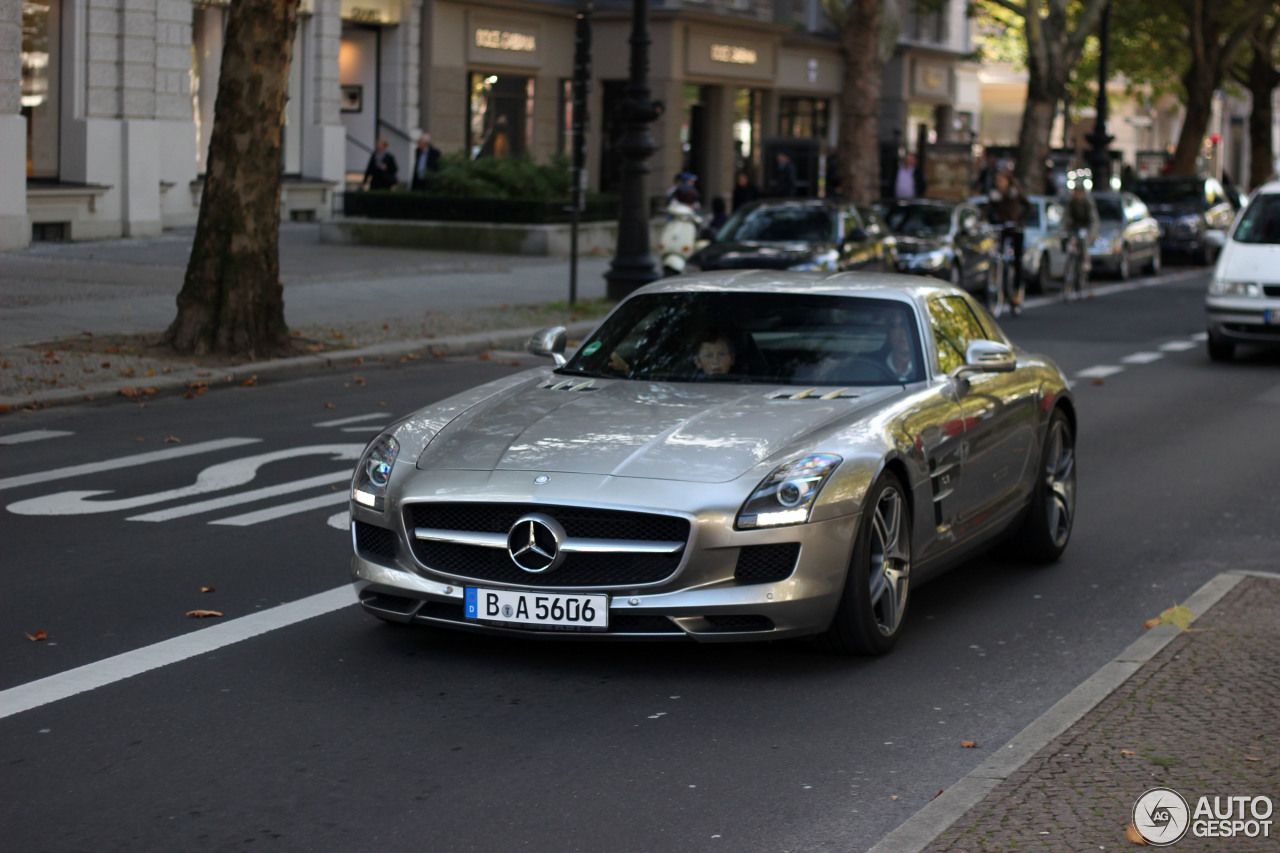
[558,79,573,158]
[778,97,829,140]
[469,73,534,160]
[734,88,764,175]
[22,0,60,178]
[903,1,948,44]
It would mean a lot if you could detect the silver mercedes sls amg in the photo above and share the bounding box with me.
[348,272,1077,655]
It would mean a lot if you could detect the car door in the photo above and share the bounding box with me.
[928,294,1038,539]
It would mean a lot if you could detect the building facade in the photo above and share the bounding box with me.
[4,0,985,251]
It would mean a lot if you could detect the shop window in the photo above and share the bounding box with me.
[469,73,534,160]
[23,0,60,179]
[778,97,829,140]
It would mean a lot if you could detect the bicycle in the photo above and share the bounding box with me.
[1061,227,1090,302]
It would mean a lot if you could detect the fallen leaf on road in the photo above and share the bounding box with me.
[165,436,181,443]
[105,346,120,354]
[1091,378,1106,386]
[1126,823,1148,844]
[961,740,978,748]
[1144,603,1192,630]
[353,377,366,386]
[26,630,47,642]
[1121,750,1136,756]
[134,437,145,442]
[186,610,223,618]
[332,331,345,339]
[241,376,257,387]
[1143,617,1161,629]
[890,795,898,800]
[101,361,111,368]
[324,402,335,408]
[1244,756,1261,762]
[478,351,491,361]
[930,789,944,801]
[200,587,215,593]
[119,386,139,399]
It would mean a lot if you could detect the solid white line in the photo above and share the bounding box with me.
[1159,340,1197,352]
[126,471,351,522]
[1191,332,1208,341]
[0,438,261,491]
[210,491,349,526]
[314,413,387,428]
[1121,352,1163,364]
[1076,365,1124,379]
[340,425,387,433]
[0,586,357,721]
[0,430,75,445]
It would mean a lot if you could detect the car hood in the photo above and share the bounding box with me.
[414,375,895,483]
[690,240,830,270]
[894,236,948,254]
[1216,240,1280,284]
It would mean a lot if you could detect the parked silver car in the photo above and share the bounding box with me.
[1089,192,1162,279]
[348,273,1077,655]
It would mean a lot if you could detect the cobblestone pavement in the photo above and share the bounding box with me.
[923,575,1279,852]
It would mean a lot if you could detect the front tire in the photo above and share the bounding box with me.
[1007,409,1075,563]
[1207,331,1234,362]
[818,472,912,655]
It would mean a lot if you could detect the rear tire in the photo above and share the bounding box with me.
[1147,245,1162,275]
[1116,246,1131,281]
[1007,409,1075,563]
[817,472,912,656]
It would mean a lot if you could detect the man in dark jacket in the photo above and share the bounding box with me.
[363,139,398,191]
[771,151,797,197]
[410,133,441,191]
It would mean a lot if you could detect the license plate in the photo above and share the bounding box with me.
[465,587,609,631]
[1266,309,1278,325]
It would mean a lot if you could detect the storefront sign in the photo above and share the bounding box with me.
[475,29,537,52]
[341,0,398,25]
[911,60,951,99]
[710,44,757,65]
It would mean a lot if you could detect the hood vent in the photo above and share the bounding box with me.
[543,378,600,392]
[766,387,861,401]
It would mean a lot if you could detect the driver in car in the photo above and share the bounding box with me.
[693,329,736,376]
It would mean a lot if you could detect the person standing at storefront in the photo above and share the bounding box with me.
[771,150,797,198]
[894,152,925,199]
[410,133,441,191]
[732,171,760,210]
[362,139,399,191]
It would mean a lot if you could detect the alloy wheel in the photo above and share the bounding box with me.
[868,487,910,636]
[1043,418,1076,549]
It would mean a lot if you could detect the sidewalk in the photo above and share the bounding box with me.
[879,572,1280,853]
[0,223,613,410]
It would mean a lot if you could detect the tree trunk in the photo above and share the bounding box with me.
[1245,24,1280,188]
[1015,65,1060,196]
[836,0,886,204]
[165,0,299,359]
[1169,65,1216,175]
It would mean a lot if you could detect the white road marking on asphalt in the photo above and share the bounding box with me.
[0,438,261,492]
[209,491,349,526]
[340,425,386,433]
[314,413,387,428]
[128,472,351,522]
[0,586,357,721]
[1076,365,1125,379]
[7,444,362,516]
[1121,352,1164,364]
[1191,332,1208,341]
[1159,340,1197,352]
[327,510,350,530]
[0,430,75,445]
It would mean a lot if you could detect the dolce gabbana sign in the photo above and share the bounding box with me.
[468,14,541,66]
[475,29,537,52]
[340,0,397,24]
[687,31,773,80]
[710,43,758,65]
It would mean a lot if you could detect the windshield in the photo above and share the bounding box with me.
[884,203,952,237]
[560,292,925,386]
[1094,197,1124,222]
[1231,193,1280,245]
[716,206,836,243]
[1134,179,1204,208]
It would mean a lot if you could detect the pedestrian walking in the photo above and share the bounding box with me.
[410,133,441,191]
[362,138,398,191]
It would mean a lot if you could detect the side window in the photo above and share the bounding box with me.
[927,296,989,375]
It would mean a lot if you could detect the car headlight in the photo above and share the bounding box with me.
[790,250,839,272]
[1175,214,1204,235]
[736,454,842,529]
[352,433,400,511]
[1208,279,1260,297]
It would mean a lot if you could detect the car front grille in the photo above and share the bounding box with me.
[734,543,800,583]
[1263,285,1280,298]
[405,503,690,587]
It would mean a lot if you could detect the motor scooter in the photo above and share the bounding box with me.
[657,200,703,276]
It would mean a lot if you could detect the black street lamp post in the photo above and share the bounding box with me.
[1085,2,1113,188]
[604,0,664,301]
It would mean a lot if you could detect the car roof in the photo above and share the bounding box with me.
[631,270,960,303]
[746,198,850,211]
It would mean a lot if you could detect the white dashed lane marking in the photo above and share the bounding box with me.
[1073,336,1204,383]
[1121,352,1164,364]
[0,430,74,445]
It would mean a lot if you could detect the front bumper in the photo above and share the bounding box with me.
[349,499,861,643]
[1206,296,1280,346]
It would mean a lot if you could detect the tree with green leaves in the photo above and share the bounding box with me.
[981,0,1110,193]
[165,0,299,358]
[1231,12,1280,188]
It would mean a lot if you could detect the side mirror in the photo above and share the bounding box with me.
[527,326,568,366]
[949,339,1016,381]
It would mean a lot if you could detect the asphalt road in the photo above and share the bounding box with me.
[3,267,1279,852]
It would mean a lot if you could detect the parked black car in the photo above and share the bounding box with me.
[684,199,896,274]
[1133,175,1236,265]
[879,199,999,295]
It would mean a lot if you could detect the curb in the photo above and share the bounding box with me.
[0,321,600,413]
[866,570,1249,853]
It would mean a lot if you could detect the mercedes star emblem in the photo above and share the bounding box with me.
[506,513,567,573]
